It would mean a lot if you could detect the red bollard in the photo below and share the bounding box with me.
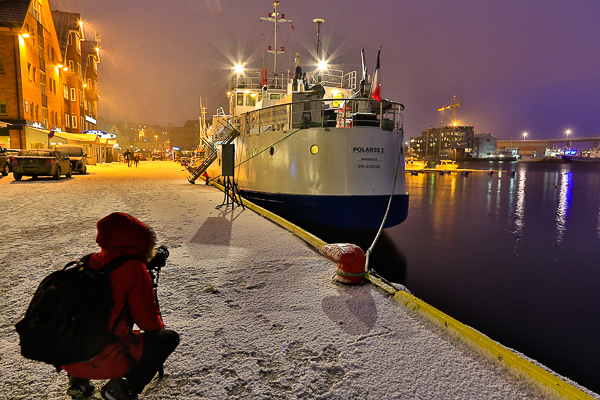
[322,243,366,285]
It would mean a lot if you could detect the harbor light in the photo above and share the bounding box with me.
[318,60,328,71]
[522,131,528,140]
[234,63,244,74]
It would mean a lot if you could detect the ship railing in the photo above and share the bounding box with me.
[306,69,356,90]
[230,69,357,91]
[242,97,404,134]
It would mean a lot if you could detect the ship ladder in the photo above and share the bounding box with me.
[186,123,241,184]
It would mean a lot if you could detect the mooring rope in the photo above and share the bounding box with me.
[364,134,405,272]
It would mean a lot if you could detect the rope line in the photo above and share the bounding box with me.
[365,132,405,271]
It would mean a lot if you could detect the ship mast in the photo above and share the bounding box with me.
[261,1,292,88]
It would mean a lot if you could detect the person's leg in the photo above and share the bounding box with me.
[125,329,179,394]
[66,374,95,398]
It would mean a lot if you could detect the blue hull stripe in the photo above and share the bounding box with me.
[240,190,409,231]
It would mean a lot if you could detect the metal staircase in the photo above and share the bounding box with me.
[186,120,240,184]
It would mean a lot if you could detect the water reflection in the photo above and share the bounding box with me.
[389,162,600,393]
[555,171,572,245]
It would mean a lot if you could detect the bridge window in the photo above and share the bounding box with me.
[246,93,257,107]
[236,93,243,106]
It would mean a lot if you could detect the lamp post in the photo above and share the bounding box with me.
[522,131,528,140]
[565,129,572,149]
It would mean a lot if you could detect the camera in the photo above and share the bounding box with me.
[147,245,169,273]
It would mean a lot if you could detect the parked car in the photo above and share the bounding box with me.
[56,144,87,174]
[0,147,9,176]
[11,149,72,180]
[4,149,20,172]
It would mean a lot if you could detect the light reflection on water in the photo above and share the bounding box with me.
[385,161,600,393]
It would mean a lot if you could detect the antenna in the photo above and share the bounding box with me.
[313,18,325,59]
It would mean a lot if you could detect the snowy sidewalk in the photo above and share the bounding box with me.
[0,161,596,399]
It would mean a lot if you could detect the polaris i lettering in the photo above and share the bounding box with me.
[351,147,383,169]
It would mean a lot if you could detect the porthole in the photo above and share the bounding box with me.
[269,147,275,156]
[253,148,257,156]
[245,149,249,157]
[310,145,319,155]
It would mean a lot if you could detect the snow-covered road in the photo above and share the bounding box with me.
[0,161,594,399]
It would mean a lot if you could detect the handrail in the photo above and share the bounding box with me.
[242,97,404,134]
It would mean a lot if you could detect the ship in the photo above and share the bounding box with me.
[188,1,408,231]
[561,148,600,163]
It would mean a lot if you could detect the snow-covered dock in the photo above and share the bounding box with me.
[1,161,596,399]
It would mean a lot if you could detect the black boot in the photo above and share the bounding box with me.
[66,375,95,398]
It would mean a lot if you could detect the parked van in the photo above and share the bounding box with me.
[56,144,87,174]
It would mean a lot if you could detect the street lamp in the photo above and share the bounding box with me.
[522,131,528,140]
[565,129,572,148]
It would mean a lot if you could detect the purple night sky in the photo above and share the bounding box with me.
[49,0,600,140]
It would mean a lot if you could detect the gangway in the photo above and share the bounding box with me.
[186,120,240,184]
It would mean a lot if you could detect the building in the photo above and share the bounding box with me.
[168,120,200,152]
[410,125,475,159]
[0,1,100,150]
[0,0,64,149]
[471,133,497,158]
[52,10,100,134]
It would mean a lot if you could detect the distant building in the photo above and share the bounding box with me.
[471,133,497,158]
[168,120,200,151]
[410,125,475,158]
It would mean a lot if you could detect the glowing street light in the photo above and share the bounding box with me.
[234,63,245,75]
[522,131,528,140]
[565,129,572,148]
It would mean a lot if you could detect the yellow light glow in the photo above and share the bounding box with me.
[318,60,328,71]
[63,67,69,72]
[82,83,88,88]
[234,64,244,74]
[310,145,319,155]
[21,33,31,38]
[226,91,232,96]
[244,90,250,94]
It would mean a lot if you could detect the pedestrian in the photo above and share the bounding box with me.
[62,212,179,400]
[124,150,132,167]
[133,153,139,168]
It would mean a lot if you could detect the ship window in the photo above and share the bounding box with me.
[269,94,280,100]
[236,93,244,106]
[269,147,274,156]
[246,93,257,107]
[310,145,319,155]
[253,148,257,156]
[245,149,249,157]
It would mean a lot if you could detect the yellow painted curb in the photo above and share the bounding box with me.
[368,272,595,400]
[208,179,594,399]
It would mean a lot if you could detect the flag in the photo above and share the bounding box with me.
[370,45,382,102]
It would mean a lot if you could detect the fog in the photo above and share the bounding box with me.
[49,0,600,139]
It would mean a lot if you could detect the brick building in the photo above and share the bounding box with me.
[0,0,64,149]
[0,0,99,150]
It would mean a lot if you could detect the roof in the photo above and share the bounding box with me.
[0,0,30,29]
[81,40,99,71]
[53,132,99,144]
[50,10,80,58]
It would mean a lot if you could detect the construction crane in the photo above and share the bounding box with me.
[437,95,462,126]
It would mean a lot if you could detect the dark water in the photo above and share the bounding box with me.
[378,161,600,393]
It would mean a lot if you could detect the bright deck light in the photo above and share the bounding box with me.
[318,60,328,71]
[234,64,244,74]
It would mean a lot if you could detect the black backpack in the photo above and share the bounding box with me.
[15,254,133,367]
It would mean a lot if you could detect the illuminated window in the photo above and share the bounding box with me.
[310,145,319,155]
[236,93,243,106]
[246,93,256,107]
[269,94,280,100]
[0,99,7,115]
[70,88,76,101]
[72,115,77,129]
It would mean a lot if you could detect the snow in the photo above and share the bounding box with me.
[1,161,596,399]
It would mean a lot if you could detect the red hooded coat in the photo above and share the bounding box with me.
[62,213,164,379]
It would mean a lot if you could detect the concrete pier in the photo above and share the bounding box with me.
[1,161,597,399]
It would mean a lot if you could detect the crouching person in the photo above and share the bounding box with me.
[63,212,179,400]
